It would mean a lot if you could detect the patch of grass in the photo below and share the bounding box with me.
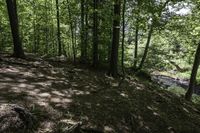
[167,85,186,96]
[167,85,200,104]
[176,71,191,80]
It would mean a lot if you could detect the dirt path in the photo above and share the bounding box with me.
[0,57,130,132]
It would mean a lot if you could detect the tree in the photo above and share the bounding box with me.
[80,0,86,62]
[138,24,154,70]
[133,19,139,69]
[185,42,200,101]
[109,0,121,77]
[6,0,25,58]
[92,0,99,67]
[85,1,89,60]
[67,0,76,63]
[56,0,61,56]
[137,0,171,70]
[121,0,126,74]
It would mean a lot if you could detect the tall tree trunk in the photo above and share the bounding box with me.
[92,0,99,67]
[56,0,61,56]
[80,0,85,62]
[85,1,89,60]
[0,31,2,52]
[19,0,23,45]
[32,2,36,53]
[134,19,139,69]
[185,42,200,101]
[0,33,4,52]
[107,29,112,63]
[121,0,126,75]
[0,21,4,52]
[109,0,121,77]
[36,26,40,53]
[74,20,77,61]
[33,15,36,53]
[136,0,169,70]
[45,0,49,54]
[138,25,153,70]
[51,0,56,55]
[6,0,25,58]
[67,0,76,63]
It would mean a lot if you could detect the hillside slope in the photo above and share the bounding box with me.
[0,56,200,133]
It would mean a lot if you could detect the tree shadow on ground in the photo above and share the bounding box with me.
[1,57,200,133]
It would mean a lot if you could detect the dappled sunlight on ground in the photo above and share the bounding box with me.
[0,57,128,132]
[1,56,200,133]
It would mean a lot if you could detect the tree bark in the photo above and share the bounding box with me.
[74,20,77,61]
[45,0,49,54]
[56,0,61,56]
[121,0,126,75]
[80,0,86,62]
[32,3,37,53]
[0,21,3,52]
[138,25,153,70]
[134,19,139,69]
[6,0,25,58]
[85,1,89,60]
[185,42,200,101]
[67,0,76,63]
[109,0,121,77]
[92,0,99,67]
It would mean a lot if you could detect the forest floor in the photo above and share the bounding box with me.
[1,54,200,133]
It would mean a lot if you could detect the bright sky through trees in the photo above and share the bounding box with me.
[168,2,192,15]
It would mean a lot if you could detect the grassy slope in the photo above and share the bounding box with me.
[0,56,200,133]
